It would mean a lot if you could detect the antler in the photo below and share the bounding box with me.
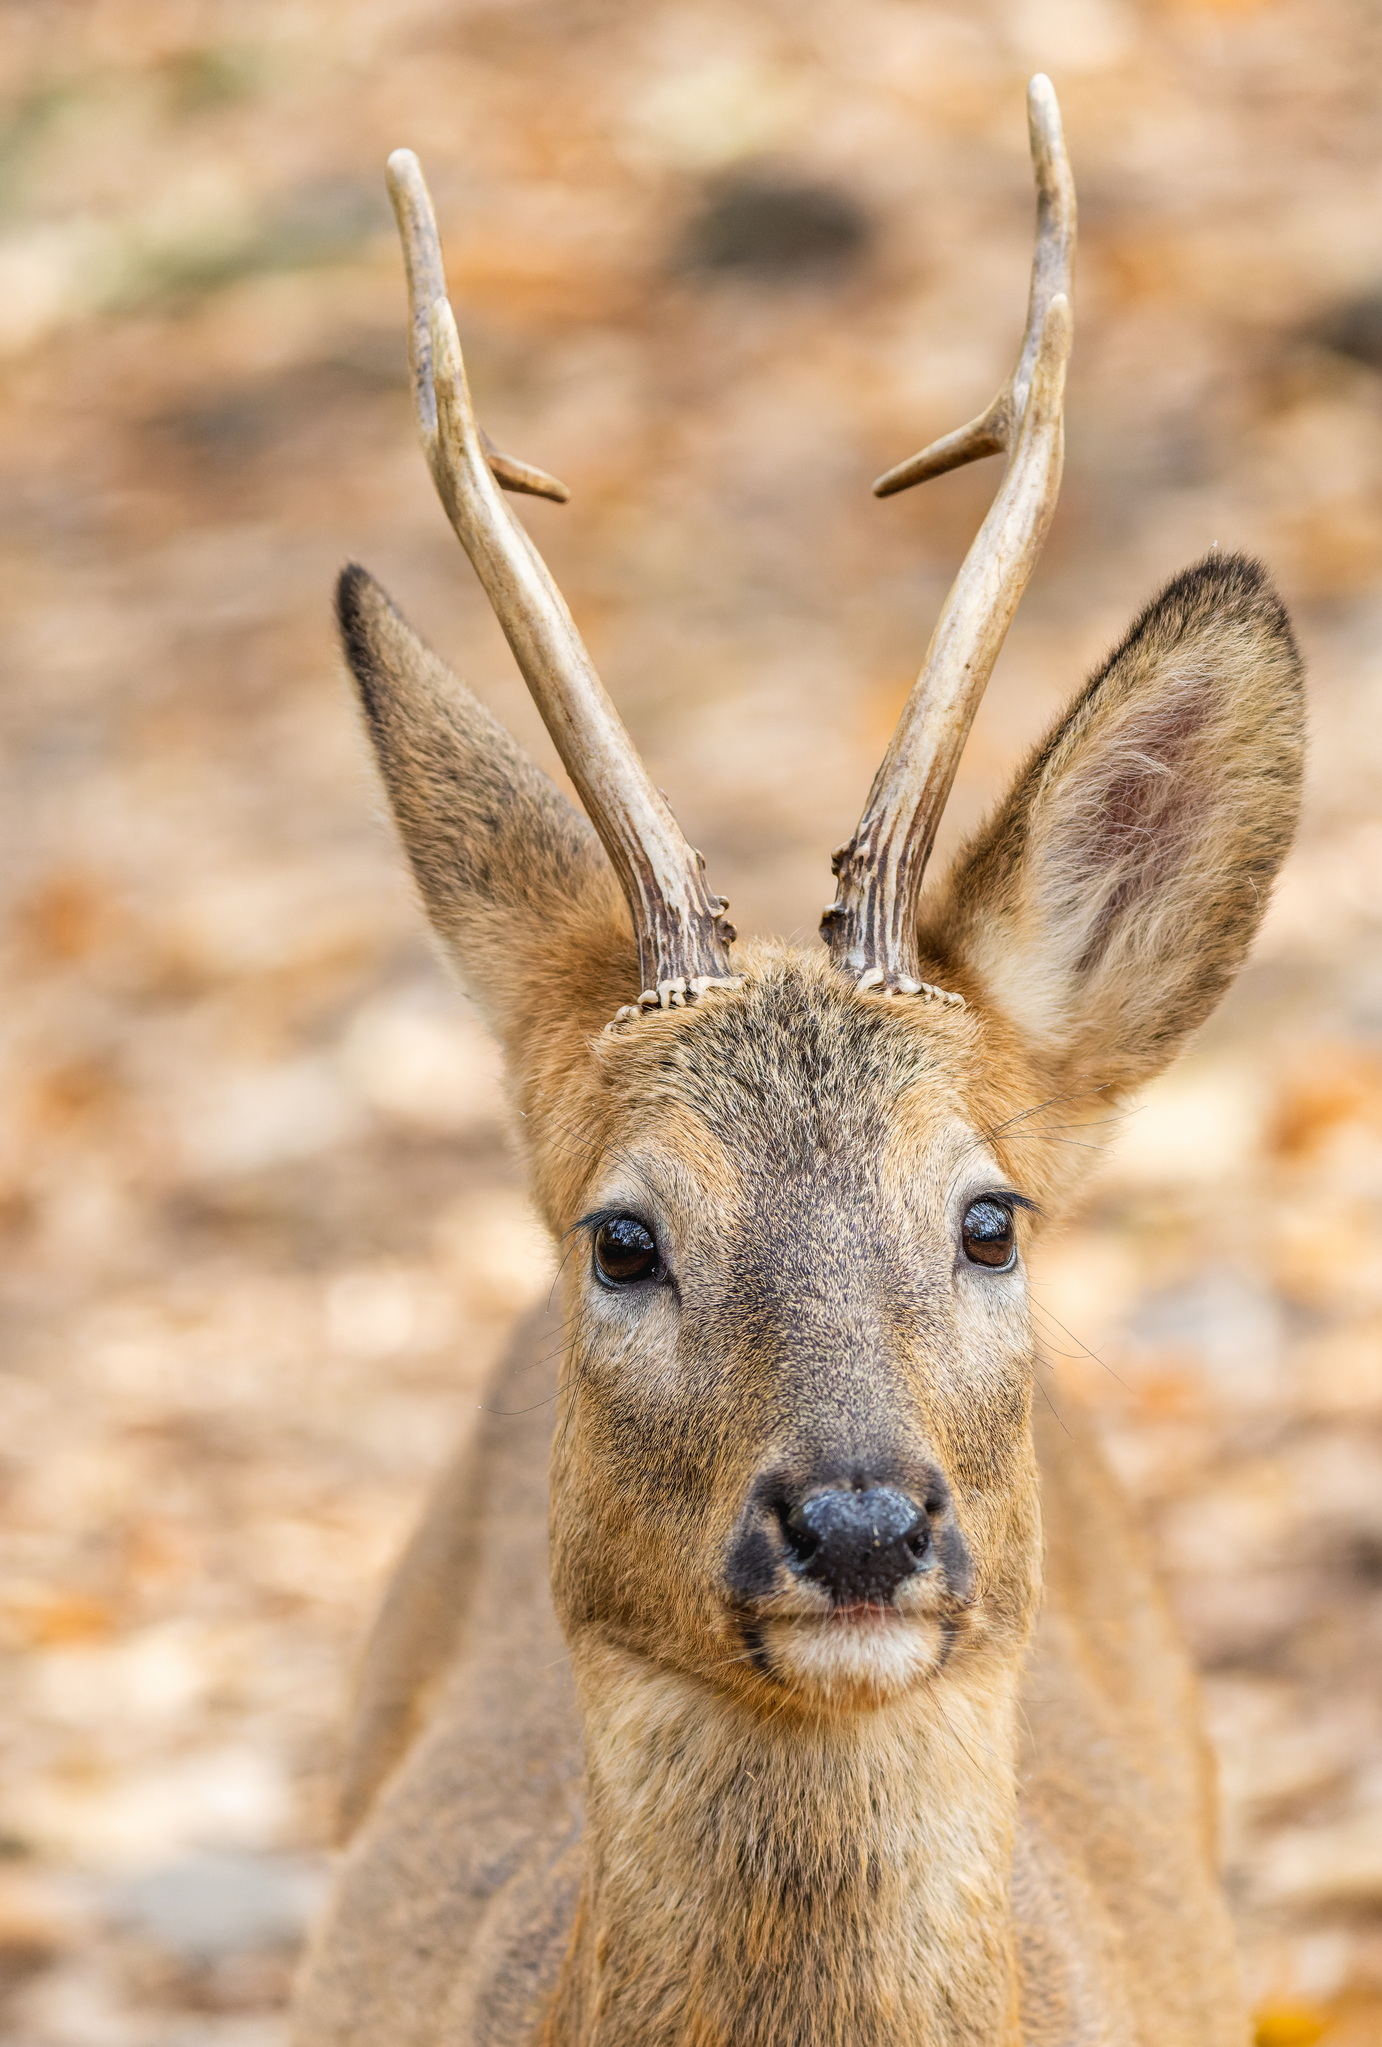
[821,75,1075,995]
[385,149,738,1010]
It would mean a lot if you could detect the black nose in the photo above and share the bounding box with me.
[782,1486,931,1606]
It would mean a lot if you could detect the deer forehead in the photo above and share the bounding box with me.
[572,955,1025,1237]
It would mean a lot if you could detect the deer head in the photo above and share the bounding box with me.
[339,68,1300,1829]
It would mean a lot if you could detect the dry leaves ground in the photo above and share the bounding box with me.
[1,2,1380,2042]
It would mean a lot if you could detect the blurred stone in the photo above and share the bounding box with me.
[106,1852,324,1965]
[1314,292,1382,370]
[1260,1814,1382,1909]
[678,173,870,279]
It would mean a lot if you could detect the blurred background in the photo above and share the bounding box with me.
[0,1,1380,2042]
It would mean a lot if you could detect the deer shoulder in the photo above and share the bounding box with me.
[295,78,1301,2047]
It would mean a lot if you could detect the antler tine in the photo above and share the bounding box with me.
[385,149,737,1009]
[387,151,570,504]
[822,76,1074,993]
[872,76,1074,501]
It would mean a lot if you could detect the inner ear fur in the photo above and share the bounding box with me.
[338,565,636,1046]
[919,553,1305,1096]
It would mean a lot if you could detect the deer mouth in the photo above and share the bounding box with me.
[741,1600,957,1706]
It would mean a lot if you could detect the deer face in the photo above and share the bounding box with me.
[341,538,1302,1734]
[547,955,1045,1715]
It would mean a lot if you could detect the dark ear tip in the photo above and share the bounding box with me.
[336,561,384,635]
[1154,549,1294,638]
[1103,549,1302,693]
[1180,548,1267,585]
[336,560,368,608]
[335,564,405,698]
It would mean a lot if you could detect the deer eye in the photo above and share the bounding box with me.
[593,1216,661,1286]
[961,1198,1016,1271]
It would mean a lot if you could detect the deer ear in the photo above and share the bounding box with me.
[919,554,1304,1096]
[337,566,637,1046]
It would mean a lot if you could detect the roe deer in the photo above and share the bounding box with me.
[295,77,1303,2046]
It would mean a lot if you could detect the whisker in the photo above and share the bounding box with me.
[1032,1374,1073,1437]
[980,1083,1113,1145]
[512,1339,572,1378]
[1030,1298,1130,1391]
[544,1263,576,1317]
[479,1387,568,1417]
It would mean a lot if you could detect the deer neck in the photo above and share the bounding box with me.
[544,1644,1025,2047]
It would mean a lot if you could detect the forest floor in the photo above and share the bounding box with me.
[1,1,1381,2041]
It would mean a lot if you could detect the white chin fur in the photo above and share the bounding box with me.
[765,1612,945,1705]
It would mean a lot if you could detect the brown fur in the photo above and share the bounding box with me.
[296,554,1303,2045]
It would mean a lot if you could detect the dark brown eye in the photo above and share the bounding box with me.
[961,1198,1016,1270]
[593,1216,660,1286]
